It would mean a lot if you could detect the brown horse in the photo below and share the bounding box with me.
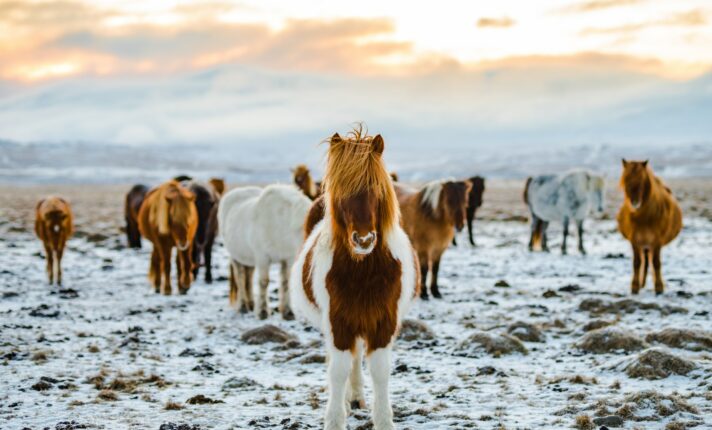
[292,164,321,200]
[124,184,148,249]
[291,128,419,430]
[208,178,226,197]
[35,197,74,285]
[617,160,682,295]
[200,178,226,284]
[453,176,486,246]
[138,180,198,295]
[396,179,471,299]
[186,181,220,283]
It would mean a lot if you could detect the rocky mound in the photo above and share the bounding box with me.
[645,328,712,352]
[455,331,528,357]
[576,327,647,354]
[620,348,696,380]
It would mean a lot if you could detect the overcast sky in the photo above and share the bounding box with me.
[0,0,710,148]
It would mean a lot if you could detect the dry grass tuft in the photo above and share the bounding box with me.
[574,414,595,430]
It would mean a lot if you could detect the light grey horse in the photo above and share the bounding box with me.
[523,169,605,254]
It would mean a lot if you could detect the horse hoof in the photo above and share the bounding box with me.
[282,310,295,321]
[432,290,442,299]
[420,293,429,301]
[350,399,366,410]
[259,310,269,320]
[239,305,249,314]
[179,288,189,295]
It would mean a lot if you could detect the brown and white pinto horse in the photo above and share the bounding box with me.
[396,179,471,300]
[124,184,148,249]
[617,160,682,295]
[291,129,419,430]
[292,164,322,200]
[35,196,74,285]
[138,180,198,295]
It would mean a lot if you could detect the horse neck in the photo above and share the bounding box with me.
[418,188,444,221]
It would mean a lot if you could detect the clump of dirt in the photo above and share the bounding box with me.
[164,401,183,410]
[455,331,528,357]
[621,348,696,379]
[97,389,118,401]
[507,321,544,342]
[159,424,202,430]
[579,298,687,316]
[186,394,224,405]
[222,376,261,391]
[494,280,510,288]
[582,319,616,332]
[618,390,699,420]
[399,319,435,342]
[86,369,169,392]
[576,327,647,354]
[241,324,297,345]
[299,353,325,364]
[645,328,712,352]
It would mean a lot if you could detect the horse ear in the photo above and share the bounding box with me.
[330,133,341,146]
[621,158,628,167]
[642,159,649,168]
[372,134,384,155]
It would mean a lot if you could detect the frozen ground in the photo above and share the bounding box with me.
[1,181,711,430]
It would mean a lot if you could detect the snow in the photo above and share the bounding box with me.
[1,185,711,429]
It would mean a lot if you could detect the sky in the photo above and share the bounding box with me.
[0,0,711,149]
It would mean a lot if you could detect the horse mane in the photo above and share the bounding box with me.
[323,125,398,234]
[151,181,194,235]
[419,180,444,215]
[293,164,317,198]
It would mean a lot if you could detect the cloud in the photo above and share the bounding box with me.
[581,9,708,35]
[558,0,643,13]
[476,17,515,28]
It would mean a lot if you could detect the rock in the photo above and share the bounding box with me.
[299,353,326,364]
[622,348,696,380]
[159,424,202,430]
[178,348,213,357]
[645,328,712,352]
[398,319,435,342]
[559,284,582,293]
[578,299,687,316]
[222,376,261,391]
[186,394,224,405]
[241,324,297,345]
[582,319,615,332]
[507,321,544,342]
[593,415,624,427]
[494,280,510,288]
[455,331,528,357]
[576,327,647,354]
[543,289,560,298]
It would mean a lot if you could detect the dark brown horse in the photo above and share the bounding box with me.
[187,182,219,283]
[617,160,682,295]
[125,184,148,249]
[453,176,485,246]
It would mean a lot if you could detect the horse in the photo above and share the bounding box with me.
[124,184,148,249]
[452,176,485,246]
[35,197,74,285]
[395,179,471,300]
[292,164,322,200]
[219,184,311,319]
[208,178,226,197]
[523,169,605,255]
[201,178,227,283]
[389,172,399,182]
[138,180,198,295]
[617,160,682,295]
[290,128,419,430]
[185,182,220,283]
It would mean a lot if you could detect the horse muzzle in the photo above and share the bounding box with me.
[351,231,377,255]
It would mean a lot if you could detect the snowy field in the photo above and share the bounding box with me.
[1,181,711,430]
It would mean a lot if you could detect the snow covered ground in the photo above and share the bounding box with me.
[1,181,711,430]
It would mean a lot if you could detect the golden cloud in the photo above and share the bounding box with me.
[581,9,708,35]
[558,0,643,13]
[476,17,515,28]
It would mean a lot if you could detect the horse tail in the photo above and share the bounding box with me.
[523,176,533,205]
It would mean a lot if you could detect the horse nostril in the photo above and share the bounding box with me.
[351,232,359,244]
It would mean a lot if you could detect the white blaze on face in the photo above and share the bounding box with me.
[53,224,60,233]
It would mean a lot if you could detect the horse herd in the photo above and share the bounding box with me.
[32,128,682,430]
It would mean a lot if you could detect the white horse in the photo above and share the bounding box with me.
[524,169,605,254]
[218,184,311,319]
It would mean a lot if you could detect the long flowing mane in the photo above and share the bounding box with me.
[151,181,194,235]
[419,180,444,216]
[323,125,399,235]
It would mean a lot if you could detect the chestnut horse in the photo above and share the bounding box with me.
[138,180,198,295]
[35,197,74,285]
[124,184,148,249]
[617,160,682,295]
[291,129,419,430]
[453,176,485,246]
[396,179,471,300]
[292,164,322,200]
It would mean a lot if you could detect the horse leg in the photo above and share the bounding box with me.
[541,221,550,252]
[245,266,255,311]
[418,252,429,300]
[178,248,192,294]
[631,244,642,295]
[150,247,161,293]
[430,251,444,299]
[159,241,172,295]
[640,249,649,290]
[528,216,537,251]
[368,347,394,430]
[325,347,351,430]
[55,244,64,286]
[347,341,366,410]
[204,235,214,284]
[451,232,457,247]
[44,243,54,285]
[577,220,586,255]
[279,260,294,320]
[561,217,569,255]
[191,244,200,280]
[228,260,238,308]
[256,264,270,320]
[467,207,476,246]
[652,247,665,295]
